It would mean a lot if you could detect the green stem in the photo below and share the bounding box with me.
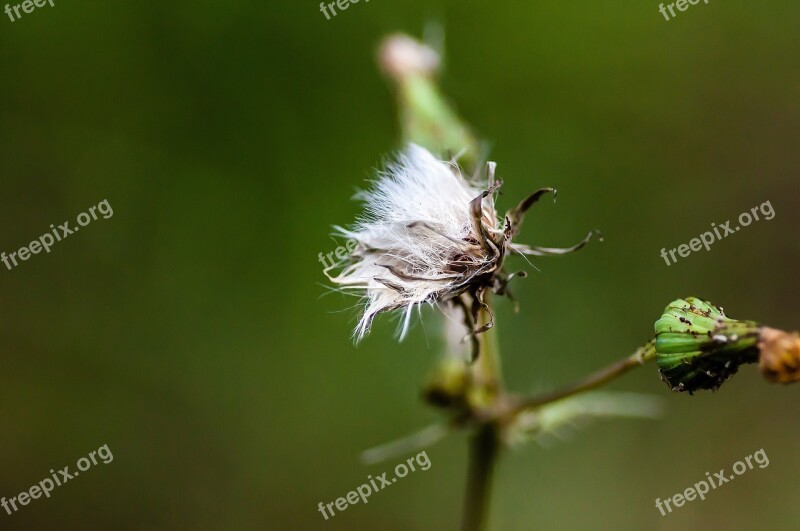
[398,74,479,169]
[512,341,657,412]
[462,299,502,531]
[471,298,502,400]
[462,423,499,531]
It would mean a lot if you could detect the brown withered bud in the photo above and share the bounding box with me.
[758,327,800,384]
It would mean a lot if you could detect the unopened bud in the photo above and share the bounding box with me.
[654,298,760,393]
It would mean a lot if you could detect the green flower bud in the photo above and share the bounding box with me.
[655,297,761,393]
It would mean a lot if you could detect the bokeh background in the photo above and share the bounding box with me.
[0,1,798,529]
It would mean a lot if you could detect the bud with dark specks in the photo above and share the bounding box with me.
[655,298,761,393]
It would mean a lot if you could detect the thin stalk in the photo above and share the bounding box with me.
[462,423,499,531]
[472,296,502,399]
[512,341,657,412]
[462,298,502,531]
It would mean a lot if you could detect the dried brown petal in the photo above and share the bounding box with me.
[758,327,800,384]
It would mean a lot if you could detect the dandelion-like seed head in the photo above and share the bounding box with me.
[326,145,597,351]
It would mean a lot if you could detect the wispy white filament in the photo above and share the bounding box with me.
[328,145,500,341]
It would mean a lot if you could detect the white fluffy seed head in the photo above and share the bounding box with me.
[327,145,501,341]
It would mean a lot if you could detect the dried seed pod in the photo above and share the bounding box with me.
[654,298,761,393]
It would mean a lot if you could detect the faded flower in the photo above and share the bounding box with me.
[325,144,597,354]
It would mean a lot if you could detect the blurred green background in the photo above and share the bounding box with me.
[0,1,798,529]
